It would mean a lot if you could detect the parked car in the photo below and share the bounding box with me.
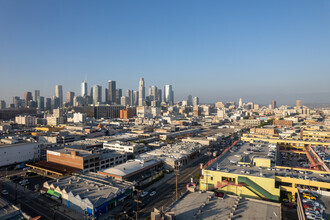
[140,191,148,198]
[1,190,8,195]
[150,191,156,196]
[303,194,316,200]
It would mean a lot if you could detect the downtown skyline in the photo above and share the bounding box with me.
[1,1,330,105]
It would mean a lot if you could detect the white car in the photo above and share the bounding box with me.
[150,191,156,197]
[140,191,148,197]
[1,190,8,195]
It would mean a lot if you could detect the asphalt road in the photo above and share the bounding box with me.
[138,154,210,218]
[2,180,74,220]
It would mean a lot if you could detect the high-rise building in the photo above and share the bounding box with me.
[149,86,158,101]
[0,100,6,109]
[81,80,87,96]
[37,96,44,109]
[157,89,162,103]
[51,96,60,109]
[66,92,75,106]
[116,89,122,105]
[187,95,193,106]
[24,92,33,107]
[108,80,116,104]
[55,85,63,107]
[92,85,102,105]
[239,98,243,108]
[193,97,199,106]
[126,90,134,106]
[105,88,108,104]
[120,96,128,106]
[133,91,139,106]
[46,98,52,110]
[164,85,174,105]
[296,100,302,108]
[271,100,277,109]
[138,78,145,106]
[34,90,40,102]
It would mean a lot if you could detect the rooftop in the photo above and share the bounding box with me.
[170,191,281,220]
[100,158,161,177]
[44,172,134,207]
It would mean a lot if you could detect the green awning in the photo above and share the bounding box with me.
[47,189,61,198]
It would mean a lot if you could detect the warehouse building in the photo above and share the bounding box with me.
[42,173,134,218]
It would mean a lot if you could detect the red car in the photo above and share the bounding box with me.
[215,192,225,198]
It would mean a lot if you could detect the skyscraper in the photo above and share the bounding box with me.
[271,100,277,109]
[139,78,145,106]
[296,100,302,108]
[34,90,40,102]
[92,85,102,105]
[157,89,162,103]
[116,89,122,104]
[105,88,108,104]
[187,95,192,106]
[239,98,243,108]
[66,91,75,106]
[193,97,199,106]
[149,86,158,101]
[108,80,116,104]
[164,85,174,105]
[24,92,32,107]
[0,100,6,109]
[81,80,87,96]
[37,96,44,109]
[126,89,134,106]
[133,91,139,106]
[55,85,63,107]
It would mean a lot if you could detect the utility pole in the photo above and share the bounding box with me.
[134,188,142,220]
[175,163,180,201]
[14,182,17,205]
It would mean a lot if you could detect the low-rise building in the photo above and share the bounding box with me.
[103,141,145,154]
[0,138,40,167]
[99,158,163,187]
[43,173,134,218]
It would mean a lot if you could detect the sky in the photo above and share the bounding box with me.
[1,0,330,106]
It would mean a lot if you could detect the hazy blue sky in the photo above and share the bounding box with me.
[1,0,330,105]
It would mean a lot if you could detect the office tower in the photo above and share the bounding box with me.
[37,96,44,109]
[133,91,139,106]
[126,90,134,106]
[46,98,51,110]
[34,90,40,102]
[51,96,60,109]
[271,100,277,109]
[66,92,75,106]
[116,89,122,104]
[105,88,108,104]
[239,98,243,108]
[138,77,145,106]
[0,100,6,109]
[296,100,302,108]
[90,88,93,99]
[92,85,102,105]
[81,80,87,96]
[55,85,63,107]
[193,97,199,106]
[187,95,193,106]
[157,89,162,103]
[108,80,116,104]
[24,92,33,107]
[120,96,128,106]
[149,86,158,101]
[164,85,174,105]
